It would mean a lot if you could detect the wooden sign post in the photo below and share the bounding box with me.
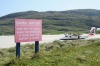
[16,42,20,58]
[15,19,42,58]
[35,41,39,54]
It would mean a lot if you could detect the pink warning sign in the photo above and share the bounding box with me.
[15,19,42,43]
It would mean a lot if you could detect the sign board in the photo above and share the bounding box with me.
[15,19,42,42]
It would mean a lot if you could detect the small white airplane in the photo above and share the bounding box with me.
[60,27,100,40]
[60,33,85,40]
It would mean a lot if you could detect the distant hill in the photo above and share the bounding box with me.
[0,9,100,35]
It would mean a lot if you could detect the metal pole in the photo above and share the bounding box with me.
[16,42,20,58]
[35,41,39,54]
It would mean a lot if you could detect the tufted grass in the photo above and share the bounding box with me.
[0,39,100,66]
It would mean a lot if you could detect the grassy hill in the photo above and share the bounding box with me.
[0,9,100,35]
[0,40,100,66]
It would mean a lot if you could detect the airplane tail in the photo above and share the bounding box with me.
[89,27,96,36]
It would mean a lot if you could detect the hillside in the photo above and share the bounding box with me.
[0,9,100,35]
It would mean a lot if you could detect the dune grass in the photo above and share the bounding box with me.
[0,40,100,66]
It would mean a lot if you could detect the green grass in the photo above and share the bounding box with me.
[0,40,100,66]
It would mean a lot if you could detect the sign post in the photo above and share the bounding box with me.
[35,41,39,54]
[15,19,42,58]
[16,42,20,58]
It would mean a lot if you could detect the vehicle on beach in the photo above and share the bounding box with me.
[60,27,100,40]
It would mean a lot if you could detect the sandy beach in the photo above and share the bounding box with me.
[0,34,100,48]
[0,35,63,48]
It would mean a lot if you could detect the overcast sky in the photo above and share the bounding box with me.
[0,0,100,17]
